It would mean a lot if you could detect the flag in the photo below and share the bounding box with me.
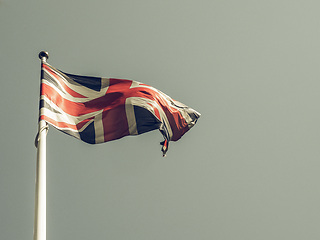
[40,63,200,156]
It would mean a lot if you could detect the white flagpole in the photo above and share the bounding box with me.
[34,51,49,240]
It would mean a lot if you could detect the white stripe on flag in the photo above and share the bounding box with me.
[94,110,105,143]
[125,98,138,135]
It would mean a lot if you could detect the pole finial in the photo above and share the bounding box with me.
[38,51,49,61]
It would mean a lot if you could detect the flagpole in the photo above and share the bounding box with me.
[34,51,49,240]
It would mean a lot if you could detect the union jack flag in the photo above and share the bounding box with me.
[40,63,200,156]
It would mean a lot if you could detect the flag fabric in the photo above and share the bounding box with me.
[40,63,200,156]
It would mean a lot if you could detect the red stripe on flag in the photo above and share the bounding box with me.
[40,115,78,130]
[102,105,130,142]
[43,64,87,98]
[41,83,100,116]
[40,115,95,131]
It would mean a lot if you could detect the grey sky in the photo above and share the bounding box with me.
[1,0,320,239]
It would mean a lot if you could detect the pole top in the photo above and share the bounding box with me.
[38,51,49,61]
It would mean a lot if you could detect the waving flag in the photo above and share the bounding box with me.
[40,63,200,156]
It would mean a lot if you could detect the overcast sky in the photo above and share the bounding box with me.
[1,0,320,239]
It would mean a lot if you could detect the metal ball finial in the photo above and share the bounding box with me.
[38,51,49,60]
